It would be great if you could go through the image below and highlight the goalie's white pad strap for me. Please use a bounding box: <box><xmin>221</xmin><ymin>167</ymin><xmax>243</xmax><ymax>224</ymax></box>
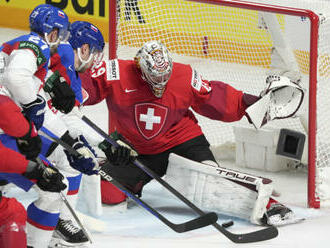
<box><xmin>165</xmin><ymin>154</ymin><xmax>273</xmax><ymax>223</ymax></box>
<box><xmin>251</xmin><ymin>181</ymin><xmax>274</xmax><ymax>224</ymax></box>
<box><xmin>246</xmin><ymin>75</ymin><xmax>304</xmax><ymax>129</ymax></box>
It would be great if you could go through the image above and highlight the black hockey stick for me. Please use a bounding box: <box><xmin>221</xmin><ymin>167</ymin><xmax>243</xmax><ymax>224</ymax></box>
<box><xmin>74</xmin><ymin>113</ymin><xmax>279</xmax><ymax>243</ymax></box>
<box><xmin>39</xmin><ymin>127</ymin><xmax>218</xmax><ymax>233</ymax></box>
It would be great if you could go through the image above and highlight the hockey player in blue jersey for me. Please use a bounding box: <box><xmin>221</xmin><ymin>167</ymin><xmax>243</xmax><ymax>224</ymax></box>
<box><xmin>38</xmin><ymin>21</ymin><xmax>105</xmax><ymax>247</ymax></box>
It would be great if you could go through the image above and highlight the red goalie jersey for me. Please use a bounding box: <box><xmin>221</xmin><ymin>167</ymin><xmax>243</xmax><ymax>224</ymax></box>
<box><xmin>81</xmin><ymin>59</ymin><xmax>256</xmax><ymax>154</ymax></box>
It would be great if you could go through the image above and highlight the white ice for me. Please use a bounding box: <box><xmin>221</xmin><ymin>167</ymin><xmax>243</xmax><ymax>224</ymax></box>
<box><xmin>1</xmin><ymin>27</ymin><xmax>330</xmax><ymax>248</ymax></box>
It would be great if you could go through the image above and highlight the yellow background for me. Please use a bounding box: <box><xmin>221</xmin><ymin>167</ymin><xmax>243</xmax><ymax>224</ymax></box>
<box><xmin>0</xmin><ymin>0</ymin><xmax>109</xmax><ymax>40</ymax></box>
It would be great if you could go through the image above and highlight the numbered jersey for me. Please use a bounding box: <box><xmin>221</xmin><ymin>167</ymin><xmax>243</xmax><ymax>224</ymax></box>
<box><xmin>0</xmin><ymin>32</ymin><xmax>50</xmax><ymax>104</ymax></box>
<box><xmin>82</xmin><ymin>59</ymin><xmax>248</xmax><ymax>154</ymax></box>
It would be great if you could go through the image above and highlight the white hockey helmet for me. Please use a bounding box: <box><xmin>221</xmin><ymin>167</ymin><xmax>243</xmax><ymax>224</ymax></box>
<box><xmin>135</xmin><ymin>41</ymin><xmax>173</xmax><ymax>98</ymax></box>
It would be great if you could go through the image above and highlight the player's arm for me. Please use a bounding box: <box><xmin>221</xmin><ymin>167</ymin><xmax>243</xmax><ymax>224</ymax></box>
<box><xmin>3</xmin><ymin>45</ymin><xmax>47</xmax><ymax>129</ymax></box>
<box><xmin>3</xmin><ymin>48</ymin><xmax>42</xmax><ymax>105</ymax></box>
<box><xmin>0</xmin><ymin>95</ymin><xmax>41</xmax><ymax>171</ymax></box>
<box><xmin>44</xmin><ymin>46</ymin><xmax>78</xmax><ymax>114</ymax></box>
<box><xmin>0</xmin><ymin>95</ymin><xmax>42</xmax><ymax>160</ymax></box>
<box><xmin>0</xmin><ymin>143</ymin><xmax>29</xmax><ymax>174</ymax></box>
<box><xmin>0</xmin><ymin>95</ymin><xmax>30</xmax><ymax>137</ymax></box>
<box><xmin>80</xmin><ymin>60</ymin><xmax>114</xmax><ymax>106</ymax></box>
<box><xmin>190</xmin><ymin>69</ymin><xmax>259</xmax><ymax>122</ymax></box>
<box><xmin>0</xmin><ymin>144</ymin><xmax>66</xmax><ymax>193</ymax></box>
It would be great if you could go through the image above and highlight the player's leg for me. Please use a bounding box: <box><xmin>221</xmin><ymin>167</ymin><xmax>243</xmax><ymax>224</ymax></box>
<box><xmin>26</xmin><ymin>184</ymin><xmax>65</xmax><ymax>248</ymax></box>
<box><xmin>164</xmin><ymin>135</ymin><xmax>298</xmax><ymax>226</ymax></box>
<box><xmin>45</xmin><ymin>144</ymin><xmax>89</xmax><ymax>247</ymax></box>
<box><xmin>0</xmin><ymin>134</ymin><xmax>65</xmax><ymax>247</ymax></box>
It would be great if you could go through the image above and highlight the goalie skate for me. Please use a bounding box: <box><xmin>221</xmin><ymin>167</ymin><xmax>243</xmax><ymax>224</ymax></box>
<box><xmin>262</xmin><ymin>203</ymin><xmax>305</xmax><ymax>226</ymax></box>
<box><xmin>49</xmin><ymin>218</ymin><xmax>89</xmax><ymax>247</ymax></box>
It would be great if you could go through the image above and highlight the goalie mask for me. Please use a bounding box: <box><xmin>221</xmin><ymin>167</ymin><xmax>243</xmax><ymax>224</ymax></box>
<box><xmin>135</xmin><ymin>41</ymin><xmax>173</xmax><ymax>98</ymax></box>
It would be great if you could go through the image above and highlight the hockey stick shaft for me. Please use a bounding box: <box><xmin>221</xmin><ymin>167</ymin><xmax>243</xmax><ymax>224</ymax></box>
<box><xmin>74</xmin><ymin>113</ymin><xmax>279</xmax><ymax>243</ymax></box>
<box><xmin>39</xmin><ymin>127</ymin><xmax>217</xmax><ymax>233</ymax></box>
<box><xmin>35</xmin><ymin>157</ymin><xmax>93</xmax><ymax>243</ymax></box>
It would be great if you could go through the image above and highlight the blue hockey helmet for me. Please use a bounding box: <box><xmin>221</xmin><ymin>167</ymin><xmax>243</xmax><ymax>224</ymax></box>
<box><xmin>69</xmin><ymin>21</ymin><xmax>105</xmax><ymax>52</ymax></box>
<box><xmin>29</xmin><ymin>4</ymin><xmax>70</xmax><ymax>45</ymax></box>
<box><xmin>69</xmin><ymin>21</ymin><xmax>105</xmax><ymax>71</ymax></box>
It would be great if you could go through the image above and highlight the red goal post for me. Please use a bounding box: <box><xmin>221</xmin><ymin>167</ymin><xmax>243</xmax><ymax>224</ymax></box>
<box><xmin>108</xmin><ymin>0</ymin><xmax>328</xmax><ymax>209</ymax></box>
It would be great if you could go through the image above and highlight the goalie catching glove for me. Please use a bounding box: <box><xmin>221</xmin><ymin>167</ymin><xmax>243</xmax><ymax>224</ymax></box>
<box><xmin>44</xmin><ymin>70</ymin><xmax>76</xmax><ymax>114</ymax></box>
<box><xmin>246</xmin><ymin>75</ymin><xmax>305</xmax><ymax>129</ymax></box>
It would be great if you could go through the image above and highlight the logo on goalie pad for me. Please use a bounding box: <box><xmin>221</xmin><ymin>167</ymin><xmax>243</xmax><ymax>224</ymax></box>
<box><xmin>216</xmin><ymin>168</ymin><xmax>272</xmax><ymax>184</ymax></box>
<box><xmin>99</xmin><ymin>170</ymin><xmax>113</xmax><ymax>182</ymax></box>
<box><xmin>135</xmin><ymin>103</ymin><xmax>168</xmax><ymax>140</ymax></box>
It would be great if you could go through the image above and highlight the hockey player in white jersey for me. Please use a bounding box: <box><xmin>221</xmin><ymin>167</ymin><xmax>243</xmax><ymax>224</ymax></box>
<box><xmin>0</xmin><ymin>4</ymin><xmax>72</xmax><ymax>248</ymax></box>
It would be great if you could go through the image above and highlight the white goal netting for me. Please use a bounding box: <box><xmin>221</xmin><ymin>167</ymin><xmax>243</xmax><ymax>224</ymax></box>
<box><xmin>111</xmin><ymin>0</ymin><xmax>330</xmax><ymax>208</ymax></box>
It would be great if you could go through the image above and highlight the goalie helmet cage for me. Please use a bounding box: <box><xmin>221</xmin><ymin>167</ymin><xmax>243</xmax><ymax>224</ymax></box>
<box><xmin>108</xmin><ymin>0</ymin><xmax>330</xmax><ymax>208</ymax></box>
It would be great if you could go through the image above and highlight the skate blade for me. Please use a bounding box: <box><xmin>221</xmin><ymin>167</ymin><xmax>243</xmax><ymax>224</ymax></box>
<box><xmin>48</xmin><ymin>237</ymin><xmax>90</xmax><ymax>248</ymax></box>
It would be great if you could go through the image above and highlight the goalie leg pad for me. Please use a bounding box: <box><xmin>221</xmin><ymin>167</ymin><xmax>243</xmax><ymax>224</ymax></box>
<box><xmin>165</xmin><ymin>154</ymin><xmax>273</xmax><ymax>223</ymax></box>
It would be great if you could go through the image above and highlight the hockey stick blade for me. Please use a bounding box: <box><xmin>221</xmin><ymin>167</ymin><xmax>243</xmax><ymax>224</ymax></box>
<box><xmin>39</xmin><ymin>127</ymin><xmax>218</xmax><ymax>233</ymax></box>
<box><xmin>99</xmin><ymin>167</ymin><xmax>218</xmax><ymax>233</ymax></box>
<box><xmin>215</xmin><ymin>224</ymin><xmax>278</xmax><ymax>243</ymax></box>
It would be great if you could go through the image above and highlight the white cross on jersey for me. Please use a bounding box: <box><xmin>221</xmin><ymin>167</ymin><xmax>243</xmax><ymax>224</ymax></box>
<box><xmin>139</xmin><ymin>108</ymin><xmax>161</xmax><ymax>130</ymax></box>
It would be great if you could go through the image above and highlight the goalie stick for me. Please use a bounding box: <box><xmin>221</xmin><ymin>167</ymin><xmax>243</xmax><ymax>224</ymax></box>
<box><xmin>39</xmin><ymin>127</ymin><xmax>218</xmax><ymax>233</ymax></box>
<box><xmin>73</xmin><ymin>112</ymin><xmax>279</xmax><ymax>243</ymax></box>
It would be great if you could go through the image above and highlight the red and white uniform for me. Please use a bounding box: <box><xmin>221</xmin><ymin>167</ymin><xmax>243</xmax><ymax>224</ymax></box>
<box><xmin>82</xmin><ymin>59</ymin><xmax>249</xmax><ymax>154</ymax></box>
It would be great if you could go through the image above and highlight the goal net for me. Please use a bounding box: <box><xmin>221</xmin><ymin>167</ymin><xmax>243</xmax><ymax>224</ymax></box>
<box><xmin>109</xmin><ymin>0</ymin><xmax>330</xmax><ymax>208</ymax></box>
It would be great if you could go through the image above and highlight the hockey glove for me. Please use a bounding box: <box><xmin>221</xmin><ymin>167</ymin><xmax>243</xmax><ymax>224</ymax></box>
<box><xmin>61</xmin><ymin>132</ymin><xmax>99</xmax><ymax>175</ymax></box>
<box><xmin>64</xmin><ymin>151</ymin><xmax>98</xmax><ymax>175</ymax></box>
<box><xmin>99</xmin><ymin>139</ymin><xmax>136</xmax><ymax>167</ymax></box>
<box><xmin>44</xmin><ymin>70</ymin><xmax>76</xmax><ymax>114</ymax></box>
<box><xmin>21</xmin><ymin>94</ymin><xmax>46</xmax><ymax>130</ymax></box>
<box><xmin>72</xmin><ymin>135</ymin><xmax>98</xmax><ymax>161</ymax></box>
<box><xmin>23</xmin><ymin>160</ymin><xmax>67</xmax><ymax>192</ymax></box>
<box><xmin>16</xmin><ymin>121</ymin><xmax>42</xmax><ymax>160</ymax></box>
<box><xmin>63</xmin><ymin>132</ymin><xmax>99</xmax><ymax>164</ymax></box>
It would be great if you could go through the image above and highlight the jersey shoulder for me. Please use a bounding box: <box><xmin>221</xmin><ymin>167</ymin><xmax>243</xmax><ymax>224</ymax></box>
<box><xmin>55</xmin><ymin>42</ymin><xmax>74</xmax><ymax>66</ymax></box>
<box><xmin>1</xmin><ymin>33</ymin><xmax>50</xmax><ymax>67</ymax></box>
